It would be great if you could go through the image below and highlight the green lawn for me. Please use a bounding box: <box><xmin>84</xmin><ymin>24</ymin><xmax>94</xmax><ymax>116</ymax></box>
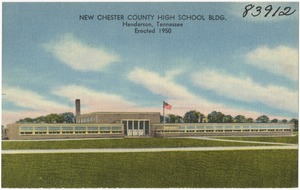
<box><xmin>2</xmin><ymin>150</ymin><xmax>297</xmax><ymax>188</ymax></box>
<box><xmin>2</xmin><ymin>138</ymin><xmax>278</xmax><ymax>150</ymax></box>
<box><xmin>216</xmin><ymin>135</ymin><xmax>298</xmax><ymax>144</ymax></box>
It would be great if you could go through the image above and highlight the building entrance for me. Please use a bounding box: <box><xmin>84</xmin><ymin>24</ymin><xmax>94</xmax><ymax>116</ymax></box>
<box><xmin>122</xmin><ymin>120</ymin><xmax>150</xmax><ymax>137</ymax></box>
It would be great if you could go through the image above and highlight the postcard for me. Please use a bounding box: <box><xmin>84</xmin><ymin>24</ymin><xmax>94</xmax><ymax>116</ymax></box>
<box><xmin>2</xmin><ymin>2</ymin><xmax>298</xmax><ymax>188</ymax></box>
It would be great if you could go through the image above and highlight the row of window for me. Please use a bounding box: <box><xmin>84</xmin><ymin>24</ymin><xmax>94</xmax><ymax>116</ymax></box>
<box><xmin>79</xmin><ymin>116</ymin><xmax>96</xmax><ymax>123</ymax></box>
<box><xmin>157</xmin><ymin>129</ymin><xmax>292</xmax><ymax>133</ymax></box>
<box><xmin>20</xmin><ymin>126</ymin><xmax>122</xmax><ymax>135</ymax></box>
<box><xmin>176</xmin><ymin>125</ymin><xmax>292</xmax><ymax>130</ymax></box>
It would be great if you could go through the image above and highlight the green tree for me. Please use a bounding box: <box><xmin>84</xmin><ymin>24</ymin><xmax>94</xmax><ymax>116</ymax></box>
<box><xmin>290</xmin><ymin>118</ymin><xmax>298</xmax><ymax>131</ymax></box>
<box><xmin>271</xmin><ymin>119</ymin><xmax>278</xmax><ymax>123</ymax></box>
<box><xmin>62</xmin><ymin>112</ymin><xmax>75</xmax><ymax>123</ymax></box>
<box><xmin>281</xmin><ymin>119</ymin><xmax>288</xmax><ymax>123</ymax></box>
<box><xmin>235</xmin><ymin>115</ymin><xmax>247</xmax><ymax>123</ymax></box>
<box><xmin>207</xmin><ymin>111</ymin><xmax>225</xmax><ymax>123</ymax></box>
<box><xmin>183</xmin><ymin>110</ymin><xmax>204</xmax><ymax>123</ymax></box>
<box><xmin>168</xmin><ymin>114</ymin><xmax>183</xmax><ymax>123</ymax></box>
<box><xmin>44</xmin><ymin>113</ymin><xmax>64</xmax><ymax>123</ymax></box>
<box><xmin>22</xmin><ymin>117</ymin><xmax>33</xmax><ymax>123</ymax></box>
<box><xmin>35</xmin><ymin>116</ymin><xmax>46</xmax><ymax>123</ymax></box>
<box><xmin>247</xmin><ymin>118</ymin><xmax>254</xmax><ymax>123</ymax></box>
<box><xmin>223</xmin><ymin>115</ymin><xmax>233</xmax><ymax>123</ymax></box>
<box><xmin>256</xmin><ymin>115</ymin><xmax>269</xmax><ymax>123</ymax></box>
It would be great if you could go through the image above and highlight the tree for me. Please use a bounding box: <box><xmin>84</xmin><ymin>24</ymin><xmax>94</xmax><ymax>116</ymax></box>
<box><xmin>247</xmin><ymin>118</ymin><xmax>254</xmax><ymax>123</ymax></box>
<box><xmin>21</xmin><ymin>117</ymin><xmax>33</xmax><ymax>123</ymax></box>
<box><xmin>160</xmin><ymin>115</ymin><xmax>170</xmax><ymax>123</ymax></box>
<box><xmin>290</xmin><ymin>118</ymin><xmax>298</xmax><ymax>131</ymax></box>
<box><xmin>62</xmin><ymin>112</ymin><xmax>75</xmax><ymax>123</ymax></box>
<box><xmin>207</xmin><ymin>111</ymin><xmax>225</xmax><ymax>123</ymax></box>
<box><xmin>168</xmin><ymin>114</ymin><xmax>183</xmax><ymax>123</ymax></box>
<box><xmin>44</xmin><ymin>113</ymin><xmax>64</xmax><ymax>123</ymax></box>
<box><xmin>235</xmin><ymin>115</ymin><xmax>247</xmax><ymax>123</ymax></box>
<box><xmin>35</xmin><ymin>116</ymin><xmax>46</xmax><ymax>123</ymax></box>
<box><xmin>183</xmin><ymin>110</ymin><xmax>203</xmax><ymax>123</ymax></box>
<box><xmin>281</xmin><ymin>119</ymin><xmax>288</xmax><ymax>123</ymax></box>
<box><xmin>271</xmin><ymin>119</ymin><xmax>278</xmax><ymax>123</ymax></box>
<box><xmin>256</xmin><ymin>115</ymin><xmax>269</xmax><ymax>123</ymax></box>
<box><xmin>223</xmin><ymin>115</ymin><xmax>233</xmax><ymax>123</ymax></box>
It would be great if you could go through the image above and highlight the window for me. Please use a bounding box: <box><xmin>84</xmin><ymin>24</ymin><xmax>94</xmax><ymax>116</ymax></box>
<box><xmin>49</xmin><ymin>126</ymin><xmax>60</xmax><ymax>131</ymax></box>
<box><xmin>145</xmin><ymin>121</ymin><xmax>149</xmax><ymax>135</ymax></box>
<box><xmin>187</xmin><ymin>126</ymin><xmax>195</xmax><ymax>130</ymax></box>
<box><xmin>179</xmin><ymin>126</ymin><xmax>185</xmax><ymax>132</ymax></box>
<box><xmin>88</xmin><ymin>131</ymin><xmax>98</xmax><ymax>134</ymax></box>
<box><xmin>62</xmin><ymin>131</ymin><xmax>73</xmax><ymax>134</ymax></box>
<box><xmin>75</xmin><ymin>131</ymin><xmax>85</xmax><ymax>134</ymax></box>
<box><xmin>139</xmin><ymin>121</ymin><xmax>144</xmax><ymax>129</ymax></box>
<box><xmin>112</xmin><ymin>126</ymin><xmax>121</xmax><ymax>131</ymax></box>
<box><xmin>20</xmin><ymin>126</ymin><xmax>33</xmax><ymax>131</ymax></box>
<box><xmin>87</xmin><ymin>126</ymin><xmax>98</xmax><ymax>131</ymax></box>
<box><xmin>128</xmin><ymin>121</ymin><xmax>133</xmax><ymax>130</ymax></box>
<box><xmin>35</xmin><ymin>126</ymin><xmax>47</xmax><ymax>131</ymax></box>
<box><xmin>123</xmin><ymin>121</ymin><xmax>127</xmax><ymax>135</ymax></box>
<box><xmin>75</xmin><ymin>126</ymin><xmax>86</xmax><ymax>131</ymax></box>
<box><xmin>49</xmin><ymin>131</ymin><xmax>60</xmax><ymax>134</ymax></box>
<box><xmin>100</xmin><ymin>126</ymin><xmax>110</xmax><ymax>131</ymax></box>
<box><xmin>134</xmin><ymin>121</ymin><xmax>138</xmax><ymax>130</ymax></box>
<box><xmin>206</xmin><ymin>126</ymin><xmax>214</xmax><ymax>130</ymax></box>
<box><xmin>62</xmin><ymin>127</ymin><xmax>73</xmax><ymax>131</ymax></box>
<box><xmin>21</xmin><ymin>132</ymin><xmax>33</xmax><ymax>135</ymax></box>
<box><xmin>196</xmin><ymin>126</ymin><xmax>205</xmax><ymax>129</ymax></box>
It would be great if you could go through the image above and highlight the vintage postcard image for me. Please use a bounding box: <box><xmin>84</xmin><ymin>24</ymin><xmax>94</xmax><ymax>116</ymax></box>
<box><xmin>2</xmin><ymin>2</ymin><xmax>299</xmax><ymax>188</ymax></box>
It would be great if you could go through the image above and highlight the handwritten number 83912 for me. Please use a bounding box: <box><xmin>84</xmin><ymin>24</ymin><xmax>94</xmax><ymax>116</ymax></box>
<box><xmin>243</xmin><ymin>4</ymin><xmax>296</xmax><ymax>18</ymax></box>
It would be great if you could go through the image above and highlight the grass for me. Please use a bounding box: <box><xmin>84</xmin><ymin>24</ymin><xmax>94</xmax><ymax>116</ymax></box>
<box><xmin>215</xmin><ymin>135</ymin><xmax>298</xmax><ymax>144</ymax></box>
<box><xmin>2</xmin><ymin>150</ymin><xmax>297</xmax><ymax>188</ymax></box>
<box><xmin>2</xmin><ymin>138</ymin><xmax>279</xmax><ymax>150</ymax></box>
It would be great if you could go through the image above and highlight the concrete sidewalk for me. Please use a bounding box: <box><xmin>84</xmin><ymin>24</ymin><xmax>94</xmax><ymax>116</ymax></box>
<box><xmin>2</xmin><ymin>145</ymin><xmax>298</xmax><ymax>154</ymax></box>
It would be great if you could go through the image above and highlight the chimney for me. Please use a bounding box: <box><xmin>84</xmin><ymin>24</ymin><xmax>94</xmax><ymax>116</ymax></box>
<box><xmin>75</xmin><ymin>99</ymin><xmax>80</xmax><ymax>116</ymax></box>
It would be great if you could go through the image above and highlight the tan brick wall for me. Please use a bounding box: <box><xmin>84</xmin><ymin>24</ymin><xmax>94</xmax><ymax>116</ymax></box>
<box><xmin>76</xmin><ymin>112</ymin><xmax>160</xmax><ymax>124</ymax></box>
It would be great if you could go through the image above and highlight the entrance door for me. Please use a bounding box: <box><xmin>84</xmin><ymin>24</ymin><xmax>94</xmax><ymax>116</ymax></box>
<box><xmin>123</xmin><ymin>120</ymin><xmax>149</xmax><ymax>137</ymax></box>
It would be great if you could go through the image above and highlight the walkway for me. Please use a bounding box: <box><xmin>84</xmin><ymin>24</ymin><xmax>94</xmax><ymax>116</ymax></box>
<box><xmin>2</xmin><ymin>145</ymin><xmax>298</xmax><ymax>154</ymax></box>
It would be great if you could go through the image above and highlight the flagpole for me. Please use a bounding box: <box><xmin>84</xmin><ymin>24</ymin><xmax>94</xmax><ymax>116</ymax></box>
<box><xmin>163</xmin><ymin>101</ymin><xmax>165</xmax><ymax>138</ymax></box>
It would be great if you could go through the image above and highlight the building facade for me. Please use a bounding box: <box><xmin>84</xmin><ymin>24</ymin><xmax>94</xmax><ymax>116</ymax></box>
<box><xmin>3</xmin><ymin>100</ymin><xmax>294</xmax><ymax>140</ymax></box>
<box><xmin>5</xmin><ymin>116</ymin><xmax>294</xmax><ymax>140</ymax></box>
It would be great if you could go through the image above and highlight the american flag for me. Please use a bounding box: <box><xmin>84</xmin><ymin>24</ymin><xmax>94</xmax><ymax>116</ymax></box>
<box><xmin>163</xmin><ymin>101</ymin><xmax>172</xmax><ymax>110</ymax></box>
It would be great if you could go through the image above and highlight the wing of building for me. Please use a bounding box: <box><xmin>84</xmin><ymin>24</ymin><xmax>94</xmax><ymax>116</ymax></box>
<box><xmin>3</xmin><ymin>99</ymin><xmax>294</xmax><ymax>140</ymax></box>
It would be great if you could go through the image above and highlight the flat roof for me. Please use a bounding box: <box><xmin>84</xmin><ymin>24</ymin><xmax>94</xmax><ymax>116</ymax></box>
<box><xmin>78</xmin><ymin>112</ymin><xmax>160</xmax><ymax>116</ymax></box>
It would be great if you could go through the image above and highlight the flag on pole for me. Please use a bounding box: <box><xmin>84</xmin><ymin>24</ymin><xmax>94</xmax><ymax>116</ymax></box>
<box><xmin>163</xmin><ymin>101</ymin><xmax>172</xmax><ymax>110</ymax></box>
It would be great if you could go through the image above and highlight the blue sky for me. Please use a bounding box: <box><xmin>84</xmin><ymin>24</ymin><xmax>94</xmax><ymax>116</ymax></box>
<box><xmin>2</xmin><ymin>2</ymin><xmax>299</xmax><ymax>125</ymax></box>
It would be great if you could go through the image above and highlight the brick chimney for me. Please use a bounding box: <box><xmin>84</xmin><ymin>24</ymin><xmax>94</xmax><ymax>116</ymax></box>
<box><xmin>75</xmin><ymin>99</ymin><xmax>80</xmax><ymax>117</ymax></box>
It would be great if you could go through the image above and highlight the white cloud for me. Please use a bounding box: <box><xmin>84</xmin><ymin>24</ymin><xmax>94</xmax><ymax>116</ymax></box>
<box><xmin>245</xmin><ymin>46</ymin><xmax>298</xmax><ymax>80</ymax></box>
<box><xmin>3</xmin><ymin>86</ymin><xmax>70</xmax><ymax>112</ymax></box>
<box><xmin>52</xmin><ymin>85</ymin><xmax>137</xmax><ymax>113</ymax></box>
<box><xmin>2</xmin><ymin>86</ymin><xmax>73</xmax><ymax>125</ymax></box>
<box><xmin>192</xmin><ymin>69</ymin><xmax>298</xmax><ymax>113</ymax></box>
<box><xmin>43</xmin><ymin>33</ymin><xmax>119</xmax><ymax>71</ymax></box>
<box><xmin>128</xmin><ymin>67</ymin><xmax>266</xmax><ymax>118</ymax></box>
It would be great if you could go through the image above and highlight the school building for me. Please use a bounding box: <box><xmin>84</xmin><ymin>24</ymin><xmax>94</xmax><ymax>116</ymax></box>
<box><xmin>4</xmin><ymin>99</ymin><xmax>294</xmax><ymax>140</ymax></box>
